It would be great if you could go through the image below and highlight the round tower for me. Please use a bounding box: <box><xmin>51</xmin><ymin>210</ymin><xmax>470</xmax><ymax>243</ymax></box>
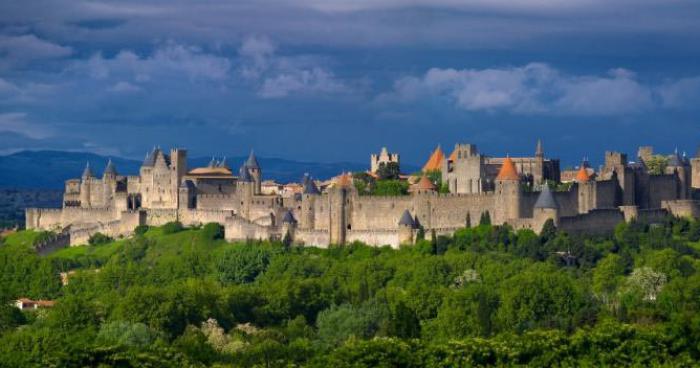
<box><xmin>494</xmin><ymin>156</ymin><xmax>521</xmax><ymax>224</ymax></box>
<box><xmin>102</xmin><ymin>159</ymin><xmax>117</xmax><ymax>206</ymax></box>
<box><xmin>300</xmin><ymin>174</ymin><xmax>320</xmax><ymax>230</ymax></box>
<box><xmin>397</xmin><ymin>209</ymin><xmax>416</xmax><ymax>245</ymax></box>
<box><xmin>533</xmin><ymin>185</ymin><xmax>559</xmax><ymax>233</ymax></box>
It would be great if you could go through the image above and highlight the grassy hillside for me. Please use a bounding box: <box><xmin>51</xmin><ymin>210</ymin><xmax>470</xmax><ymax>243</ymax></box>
<box><xmin>1</xmin><ymin>219</ymin><xmax>700</xmax><ymax>367</ymax></box>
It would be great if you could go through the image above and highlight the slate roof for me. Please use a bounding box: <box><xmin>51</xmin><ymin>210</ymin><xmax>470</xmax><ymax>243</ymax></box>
<box><xmin>398</xmin><ymin>210</ymin><xmax>416</xmax><ymax>228</ymax></box>
<box><xmin>82</xmin><ymin>162</ymin><xmax>93</xmax><ymax>178</ymax></box>
<box><xmin>245</xmin><ymin>150</ymin><xmax>260</xmax><ymax>169</ymax></box>
<box><xmin>534</xmin><ymin>185</ymin><xmax>559</xmax><ymax>209</ymax></box>
<box><xmin>239</xmin><ymin>165</ymin><xmax>252</xmax><ymax>182</ymax></box>
<box><xmin>103</xmin><ymin>159</ymin><xmax>117</xmax><ymax>176</ymax></box>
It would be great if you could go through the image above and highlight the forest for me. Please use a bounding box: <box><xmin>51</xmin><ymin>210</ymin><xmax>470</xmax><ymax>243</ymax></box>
<box><xmin>1</xmin><ymin>217</ymin><xmax>700</xmax><ymax>367</ymax></box>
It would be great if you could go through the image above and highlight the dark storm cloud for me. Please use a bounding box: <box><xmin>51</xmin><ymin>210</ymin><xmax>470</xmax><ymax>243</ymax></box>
<box><xmin>0</xmin><ymin>0</ymin><xmax>699</xmax><ymax>164</ymax></box>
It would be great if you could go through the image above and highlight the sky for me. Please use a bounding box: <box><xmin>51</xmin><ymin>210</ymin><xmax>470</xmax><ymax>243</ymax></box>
<box><xmin>1</xmin><ymin>0</ymin><xmax>699</xmax><ymax>168</ymax></box>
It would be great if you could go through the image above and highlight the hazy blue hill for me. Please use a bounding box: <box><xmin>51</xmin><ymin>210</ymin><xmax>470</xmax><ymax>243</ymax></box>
<box><xmin>0</xmin><ymin>150</ymin><xmax>418</xmax><ymax>189</ymax></box>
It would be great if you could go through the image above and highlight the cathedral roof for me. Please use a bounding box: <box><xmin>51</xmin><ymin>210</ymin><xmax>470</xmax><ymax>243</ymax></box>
<box><xmin>103</xmin><ymin>159</ymin><xmax>117</xmax><ymax>176</ymax></box>
<box><xmin>398</xmin><ymin>210</ymin><xmax>416</xmax><ymax>228</ymax></box>
<box><xmin>282</xmin><ymin>210</ymin><xmax>297</xmax><ymax>224</ymax></box>
<box><xmin>422</xmin><ymin>145</ymin><xmax>445</xmax><ymax>172</ymax></box>
<box><xmin>414</xmin><ymin>175</ymin><xmax>436</xmax><ymax>191</ymax></box>
<box><xmin>245</xmin><ymin>150</ymin><xmax>260</xmax><ymax>169</ymax></box>
<box><xmin>575</xmin><ymin>165</ymin><xmax>590</xmax><ymax>183</ymax></box>
<box><xmin>496</xmin><ymin>156</ymin><xmax>519</xmax><ymax>181</ymax></box>
<box><xmin>82</xmin><ymin>162</ymin><xmax>93</xmax><ymax>178</ymax></box>
<box><xmin>534</xmin><ymin>185</ymin><xmax>558</xmax><ymax>209</ymax></box>
<box><xmin>188</xmin><ymin>166</ymin><xmax>233</xmax><ymax>176</ymax></box>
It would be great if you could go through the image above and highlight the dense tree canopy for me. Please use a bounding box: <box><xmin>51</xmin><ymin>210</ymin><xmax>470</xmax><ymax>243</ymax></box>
<box><xmin>1</xmin><ymin>218</ymin><xmax>700</xmax><ymax>366</ymax></box>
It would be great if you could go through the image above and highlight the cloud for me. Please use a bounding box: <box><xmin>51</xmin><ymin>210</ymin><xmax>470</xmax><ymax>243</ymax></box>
<box><xmin>383</xmin><ymin>63</ymin><xmax>662</xmax><ymax>116</ymax></box>
<box><xmin>657</xmin><ymin>77</ymin><xmax>700</xmax><ymax>110</ymax></box>
<box><xmin>238</xmin><ymin>36</ymin><xmax>348</xmax><ymax>98</ymax></box>
<box><xmin>0</xmin><ymin>34</ymin><xmax>72</xmax><ymax>69</ymax></box>
<box><xmin>0</xmin><ymin>112</ymin><xmax>52</xmax><ymax>139</ymax></box>
<box><xmin>109</xmin><ymin>81</ymin><xmax>141</xmax><ymax>93</ymax></box>
<box><xmin>75</xmin><ymin>42</ymin><xmax>231</xmax><ymax>83</ymax></box>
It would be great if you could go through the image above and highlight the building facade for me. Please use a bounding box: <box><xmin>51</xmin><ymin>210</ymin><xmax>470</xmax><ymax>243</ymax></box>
<box><xmin>26</xmin><ymin>144</ymin><xmax>700</xmax><ymax>248</ymax></box>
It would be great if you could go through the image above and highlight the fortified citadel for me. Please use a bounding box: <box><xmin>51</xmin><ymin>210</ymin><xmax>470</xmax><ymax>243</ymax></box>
<box><xmin>25</xmin><ymin>142</ymin><xmax>700</xmax><ymax>247</ymax></box>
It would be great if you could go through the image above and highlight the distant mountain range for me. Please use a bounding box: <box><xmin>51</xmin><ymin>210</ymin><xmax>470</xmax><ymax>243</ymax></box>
<box><xmin>0</xmin><ymin>150</ymin><xmax>419</xmax><ymax>189</ymax></box>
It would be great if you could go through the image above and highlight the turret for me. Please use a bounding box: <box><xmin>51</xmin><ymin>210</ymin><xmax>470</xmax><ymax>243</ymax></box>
<box><xmin>666</xmin><ymin>149</ymin><xmax>690</xmax><ymax>199</ymax></box>
<box><xmin>80</xmin><ymin>162</ymin><xmax>92</xmax><ymax>208</ymax></box>
<box><xmin>576</xmin><ymin>162</ymin><xmax>595</xmax><ymax>214</ymax></box>
<box><xmin>398</xmin><ymin>210</ymin><xmax>416</xmax><ymax>245</ymax></box>
<box><xmin>329</xmin><ymin>173</ymin><xmax>354</xmax><ymax>245</ymax></box>
<box><xmin>533</xmin><ymin>185</ymin><xmax>559</xmax><ymax>232</ymax></box>
<box><xmin>238</xmin><ymin>164</ymin><xmax>254</xmax><ymax>218</ymax></box>
<box><xmin>494</xmin><ymin>156</ymin><xmax>521</xmax><ymax>224</ymax></box>
<box><xmin>281</xmin><ymin>210</ymin><xmax>298</xmax><ymax>241</ymax></box>
<box><xmin>102</xmin><ymin>159</ymin><xmax>117</xmax><ymax>206</ymax></box>
<box><xmin>300</xmin><ymin>174</ymin><xmax>320</xmax><ymax>229</ymax></box>
<box><xmin>245</xmin><ymin>150</ymin><xmax>262</xmax><ymax>195</ymax></box>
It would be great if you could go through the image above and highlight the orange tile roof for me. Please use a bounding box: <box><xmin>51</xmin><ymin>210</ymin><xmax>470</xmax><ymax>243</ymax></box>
<box><xmin>422</xmin><ymin>146</ymin><xmax>445</xmax><ymax>172</ymax></box>
<box><xmin>575</xmin><ymin>166</ymin><xmax>591</xmax><ymax>182</ymax></box>
<box><xmin>496</xmin><ymin>156</ymin><xmax>519</xmax><ymax>181</ymax></box>
<box><xmin>448</xmin><ymin>149</ymin><xmax>457</xmax><ymax>162</ymax></box>
<box><xmin>336</xmin><ymin>172</ymin><xmax>353</xmax><ymax>188</ymax></box>
<box><xmin>415</xmin><ymin>175</ymin><xmax>437</xmax><ymax>191</ymax></box>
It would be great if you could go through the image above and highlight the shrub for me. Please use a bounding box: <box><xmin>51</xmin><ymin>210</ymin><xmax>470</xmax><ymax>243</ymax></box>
<box><xmin>88</xmin><ymin>232</ymin><xmax>113</xmax><ymax>246</ymax></box>
<box><xmin>200</xmin><ymin>223</ymin><xmax>224</xmax><ymax>240</ymax></box>
<box><xmin>162</xmin><ymin>221</ymin><xmax>184</xmax><ymax>234</ymax></box>
<box><xmin>134</xmin><ymin>225</ymin><xmax>149</xmax><ymax>236</ymax></box>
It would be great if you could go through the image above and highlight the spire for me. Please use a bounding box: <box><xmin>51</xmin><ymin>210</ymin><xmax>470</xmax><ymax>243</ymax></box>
<box><xmin>496</xmin><ymin>157</ymin><xmax>519</xmax><ymax>181</ymax></box>
<box><xmin>219</xmin><ymin>156</ymin><xmax>227</xmax><ymax>168</ymax></box>
<box><xmin>103</xmin><ymin>159</ymin><xmax>117</xmax><ymax>177</ymax></box>
<box><xmin>246</xmin><ymin>149</ymin><xmax>260</xmax><ymax>169</ymax></box>
<box><xmin>82</xmin><ymin>162</ymin><xmax>93</xmax><ymax>178</ymax></box>
<box><xmin>238</xmin><ymin>165</ymin><xmax>252</xmax><ymax>182</ymax></box>
<box><xmin>208</xmin><ymin>157</ymin><xmax>217</xmax><ymax>168</ymax></box>
<box><xmin>422</xmin><ymin>145</ymin><xmax>445</xmax><ymax>172</ymax></box>
<box><xmin>534</xmin><ymin>185</ymin><xmax>558</xmax><ymax>209</ymax></box>
<box><xmin>535</xmin><ymin>139</ymin><xmax>543</xmax><ymax>158</ymax></box>
<box><xmin>398</xmin><ymin>210</ymin><xmax>416</xmax><ymax>228</ymax></box>
<box><xmin>303</xmin><ymin>174</ymin><xmax>320</xmax><ymax>195</ymax></box>
<box><xmin>142</xmin><ymin>147</ymin><xmax>157</xmax><ymax>167</ymax></box>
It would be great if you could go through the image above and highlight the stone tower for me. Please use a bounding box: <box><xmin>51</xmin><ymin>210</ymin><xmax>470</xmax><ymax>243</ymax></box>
<box><xmin>370</xmin><ymin>147</ymin><xmax>400</xmax><ymax>174</ymax></box>
<box><xmin>666</xmin><ymin>150</ymin><xmax>690</xmax><ymax>199</ymax></box>
<box><xmin>300</xmin><ymin>174</ymin><xmax>320</xmax><ymax>230</ymax></box>
<box><xmin>442</xmin><ymin>143</ymin><xmax>485</xmax><ymax>194</ymax></box>
<box><xmin>170</xmin><ymin>148</ymin><xmax>188</xmax><ymax>208</ymax></box>
<box><xmin>533</xmin><ymin>185</ymin><xmax>559</xmax><ymax>233</ymax></box>
<box><xmin>398</xmin><ymin>209</ymin><xmax>416</xmax><ymax>245</ymax></box>
<box><xmin>328</xmin><ymin>173</ymin><xmax>353</xmax><ymax>245</ymax></box>
<box><xmin>245</xmin><ymin>150</ymin><xmax>262</xmax><ymax>195</ymax></box>
<box><xmin>575</xmin><ymin>164</ymin><xmax>595</xmax><ymax>214</ymax></box>
<box><xmin>494</xmin><ymin>157</ymin><xmax>521</xmax><ymax>224</ymax></box>
<box><xmin>533</xmin><ymin>139</ymin><xmax>545</xmax><ymax>185</ymax></box>
<box><xmin>102</xmin><ymin>159</ymin><xmax>117</xmax><ymax>206</ymax></box>
<box><xmin>238</xmin><ymin>164</ymin><xmax>255</xmax><ymax>219</ymax></box>
<box><xmin>80</xmin><ymin>162</ymin><xmax>92</xmax><ymax>208</ymax></box>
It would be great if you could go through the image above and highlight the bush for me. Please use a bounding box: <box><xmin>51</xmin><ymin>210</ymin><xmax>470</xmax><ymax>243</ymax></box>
<box><xmin>200</xmin><ymin>223</ymin><xmax>224</xmax><ymax>240</ymax></box>
<box><xmin>88</xmin><ymin>232</ymin><xmax>113</xmax><ymax>246</ymax></box>
<box><xmin>134</xmin><ymin>225</ymin><xmax>149</xmax><ymax>236</ymax></box>
<box><xmin>162</xmin><ymin>221</ymin><xmax>184</xmax><ymax>234</ymax></box>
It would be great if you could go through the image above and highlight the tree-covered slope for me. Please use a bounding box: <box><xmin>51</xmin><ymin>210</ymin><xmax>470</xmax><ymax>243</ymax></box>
<box><xmin>1</xmin><ymin>219</ymin><xmax>700</xmax><ymax>367</ymax></box>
